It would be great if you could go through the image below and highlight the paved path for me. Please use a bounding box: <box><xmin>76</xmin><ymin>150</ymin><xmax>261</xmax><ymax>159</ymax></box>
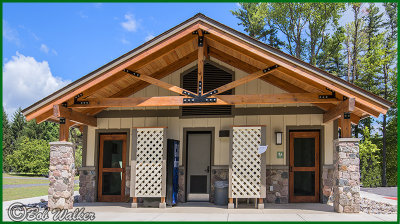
<box><xmin>361</xmin><ymin>187</ymin><xmax>397</xmax><ymax>198</ymax></box>
<box><xmin>2</xmin><ymin>199</ymin><xmax>397</xmax><ymax>222</ymax></box>
<box><xmin>3</xmin><ymin>183</ymin><xmax>49</xmax><ymax>189</ymax></box>
<box><xmin>3</xmin><ymin>180</ymin><xmax>79</xmax><ymax>189</ymax></box>
<box><xmin>3</xmin><ymin>176</ymin><xmax>48</xmax><ymax>180</ymax></box>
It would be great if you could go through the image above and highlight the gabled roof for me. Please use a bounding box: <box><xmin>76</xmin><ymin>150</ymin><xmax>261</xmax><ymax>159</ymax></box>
<box><xmin>22</xmin><ymin>13</ymin><xmax>392</xmax><ymax>122</ymax></box>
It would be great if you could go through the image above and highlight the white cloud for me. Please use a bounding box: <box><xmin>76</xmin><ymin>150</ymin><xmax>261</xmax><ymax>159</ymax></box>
<box><xmin>121</xmin><ymin>13</ymin><xmax>138</xmax><ymax>32</ymax></box>
<box><xmin>40</xmin><ymin>44</ymin><xmax>49</xmax><ymax>53</ymax></box>
<box><xmin>121</xmin><ymin>37</ymin><xmax>130</xmax><ymax>45</ymax></box>
<box><xmin>3</xmin><ymin>52</ymin><xmax>70</xmax><ymax>115</ymax></box>
<box><xmin>52</xmin><ymin>49</ymin><xmax>58</xmax><ymax>56</ymax></box>
<box><xmin>3</xmin><ymin>20</ymin><xmax>21</xmax><ymax>46</ymax></box>
<box><xmin>145</xmin><ymin>34</ymin><xmax>155</xmax><ymax>41</ymax></box>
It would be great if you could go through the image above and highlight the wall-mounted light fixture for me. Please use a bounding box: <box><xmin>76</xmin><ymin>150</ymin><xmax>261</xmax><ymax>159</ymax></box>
<box><xmin>275</xmin><ymin>132</ymin><xmax>283</xmax><ymax>145</ymax></box>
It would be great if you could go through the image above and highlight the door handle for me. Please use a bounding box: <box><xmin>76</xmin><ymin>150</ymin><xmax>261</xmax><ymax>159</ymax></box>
<box><xmin>204</xmin><ymin>166</ymin><xmax>210</xmax><ymax>173</ymax></box>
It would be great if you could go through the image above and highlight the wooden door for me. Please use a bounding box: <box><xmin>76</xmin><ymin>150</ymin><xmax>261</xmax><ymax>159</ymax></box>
<box><xmin>98</xmin><ymin>134</ymin><xmax>127</xmax><ymax>202</ymax></box>
<box><xmin>289</xmin><ymin>131</ymin><xmax>319</xmax><ymax>203</ymax></box>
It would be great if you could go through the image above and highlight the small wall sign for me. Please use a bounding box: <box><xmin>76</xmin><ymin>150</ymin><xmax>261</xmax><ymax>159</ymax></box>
<box><xmin>277</xmin><ymin>151</ymin><xmax>284</xmax><ymax>158</ymax></box>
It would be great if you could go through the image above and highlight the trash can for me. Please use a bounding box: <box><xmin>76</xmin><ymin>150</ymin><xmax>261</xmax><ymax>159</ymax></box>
<box><xmin>214</xmin><ymin>181</ymin><xmax>229</xmax><ymax>205</ymax></box>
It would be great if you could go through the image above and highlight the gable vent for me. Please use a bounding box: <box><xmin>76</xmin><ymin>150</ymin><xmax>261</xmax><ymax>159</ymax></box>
<box><xmin>182</xmin><ymin>62</ymin><xmax>233</xmax><ymax>117</ymax></box>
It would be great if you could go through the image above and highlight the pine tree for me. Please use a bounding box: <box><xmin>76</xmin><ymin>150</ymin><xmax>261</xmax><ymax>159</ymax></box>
<box><xmin>380</xmin><ymin>2</ymin><xmax>397</xmax><ymax>186</ymax></box>
<box><xmin>2</xmin><ymin>107</ymin><xmax>13</xmax><ymax>171</ymax></box>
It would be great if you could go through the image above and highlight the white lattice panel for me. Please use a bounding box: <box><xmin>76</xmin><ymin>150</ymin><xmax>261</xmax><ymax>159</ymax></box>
<box><xmin>231</xmin><ymin>127</ymin><xmax>262</xmax><ymax>198</ymax></box>
<box><xmin>135</xmin><ymin>128</ymin><xmax>164</xmax><ymax>197</ymax></box>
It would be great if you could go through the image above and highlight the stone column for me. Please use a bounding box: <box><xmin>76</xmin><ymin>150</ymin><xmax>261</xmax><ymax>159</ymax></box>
<box><xmin>48</xmin><ymin>142</ymin><xmax>75</xmax><ymax>210</ymax></box>
<box><xmin>333</xmin><ymin>138</ymin><xmax>361</xmax><ymax>213</ymax></box>
<box><xmin>78</xmin><ymin>167</ymin><xmax>96</xmax><ymax>202</ymax></box>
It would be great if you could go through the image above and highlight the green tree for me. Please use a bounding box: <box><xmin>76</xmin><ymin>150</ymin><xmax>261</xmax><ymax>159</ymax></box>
<box><xmin>231</xmin><ymin>3</ymin><xmax>283</xmax><ymax>49</ymax></box>
<box><xmin>2</xmin><ymin>107</ymin><xmax>13</xmax><ymax>171</ymax></box>
<box><xmin>10</xmin><ymin>108</ymin><xmax>26</xmax><ymax>143</ymax></box>
<box><xmin>380</xmin><ymin>2</ymin><xmax>397</xmax><ymax>186</ymax></box>
<box><xmin>316</xmin><ymin>27</ymin><xmax>346</xmax><ymax>77</ymax></box>
<box><xmin>306</xmin><ymin>3</ymin><xmax>345</xmax><ymax>65</ymax></box>
<box><xmin>359</xmin><ymin>127</ymin><xmax>381</xmax><ymax>187</ymax></box>
<box><xmin>6</xmin><ymin>136</ymin><xmax>50</xmax><ymax>175</ymax></box>
<box><xmin>232</xmin><ymin>3</ymin><xmax>345</xmax><ymax>64</ymax></box>
<box><xmin>23</xmin><ymin>120</ymin><xmax>59</xmax><ymax>142</ymax></box>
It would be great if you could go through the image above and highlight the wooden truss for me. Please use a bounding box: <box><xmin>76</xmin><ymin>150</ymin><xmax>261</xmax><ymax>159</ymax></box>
<box><xmin>32</xmin><ymin>28</ymin><xmax>375</xmax><ymax>140</ymax></box>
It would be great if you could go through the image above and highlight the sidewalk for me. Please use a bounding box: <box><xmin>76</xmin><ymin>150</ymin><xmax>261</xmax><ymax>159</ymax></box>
<box><xmin>2</xmin><ymin>192</ymin><xmax>397</xmax><ymax>222</ymax></box>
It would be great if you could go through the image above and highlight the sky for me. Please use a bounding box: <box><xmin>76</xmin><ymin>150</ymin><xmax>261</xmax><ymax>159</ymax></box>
<box><xmin>2</xmin><ymin>3</ymin><xmax>386</xmax><ymax>120</ymax></box>
<box><xmin>3</xmin><ymin>3</ymin><xmax>248</xmax><ymax>116</ymax></box>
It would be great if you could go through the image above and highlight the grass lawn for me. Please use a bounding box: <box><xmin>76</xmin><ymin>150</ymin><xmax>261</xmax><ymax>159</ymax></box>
<box><xmin>3</xmin><ymin>185</ymin><xmax>80</xmax><ymax>201</ymax></box>
<box><xmin>3</xmin><ymin>174</ymin><xmax>80</xmax><ymax>201</ymax></box>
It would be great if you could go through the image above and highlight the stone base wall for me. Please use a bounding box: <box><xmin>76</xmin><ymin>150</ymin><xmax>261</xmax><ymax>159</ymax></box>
<box><xmin>125</xmin><ymin>167</ymin><xmax>130</xmax><ymax>200</ymax></box>
<box><xmin>265</xmin><ymin>167</ymin><xmax>289</xmax><ymax>203</ymax></box>
<box><xmin>333</xmin><ymin>138</ymin><xmax>361</xmax><ymax>213</ymax></box>
<box><xmin>78</xmin><ymin>167</ymin><xmax>96</xmax><ymax>202</ymax></box>
<box><xmin>78</xmin><ymin>166</ymin><xmax>130</xmax><ymax>202</ymax></box>
<box><xmin>322</xmin><ymin>165</ymin><xmax>334</xmax><ymax>204</ymax></box>
<box><xmin>178</xmin><ymin>166</ymin><xmax>186</xmax><ymax>203</ymax></box>
<box><xmin>48</xmin><ymin>142</ymin><xmax>75</xmax><ymax>209</ymax></box>
<box><xmin>210</xmin><ymin>167</ymin><xmax>229</xmax><ymax>203</ymax></box>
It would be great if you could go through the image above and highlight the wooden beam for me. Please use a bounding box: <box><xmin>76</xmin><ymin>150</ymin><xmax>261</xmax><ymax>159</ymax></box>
<box><xmin>198</xmin><ymin>29</ymin><xmax>204</xmax><ymax>95</ymax></box>
<box><xmin>203</xmin><ymin>65</ymin><xmax>279</xmax><ymax>96</ymax></box>
<box><xmin>83</xmin><ymin>50</ymin><xmax>199</xmax><ymax>116</ymax></box>
<box><xmin>53</xmin><ymin>105</ymin><xmax>97</xmax><ymax>127</ymax></box>
<box><xmin>201</xmin><ymin>23</ymin><xmax>388</xmax><ymax>114</ymax></box>
<box><xmin>355</xmin><ymin>101</ymin><xmax>380</xmax><ymax>118</ymax></box>
<box><xmin>25</xmin><ymin>24</ymin><xmax>200</xmax><ymax>121</ymax></box>
<box><xmin>123</xmin><ymin>69</ymin><xmax>196</xmax><ymax>96</ymax></box>
<box><xmin>209</xmin><ymin>46</ymin><xmax>335</xmax><ymax>112</ymax></box>
<box><xmin>69</xmin><ymin>93</ymin><xmax>339</xmax><ymax>108</ymax></box>
<box><xmin>35</xmin><ymin>109</ymin><xmax>54</xmax><ymax>124</ymax></box>
<box><xmin>338</xmin><ymin>113</ymin><xmax>362</xmax><ymax>127</ymax></box>
<box><xmin>323</xmin><ymin>98</ymin><xmax>355</xmax><ymax>123</ymax></box>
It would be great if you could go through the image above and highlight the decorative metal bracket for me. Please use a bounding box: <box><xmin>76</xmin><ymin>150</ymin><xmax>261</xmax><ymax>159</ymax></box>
<box><xmin>74</xmin><ymin>93</ymin><xmax>89</xmax><ymax>105</ymax></box>
<box><xmin>183</xmin><ymin>96</ymin><xmax>217</xmax><ymax>103</ymax></box>
<box><xmin>263</xmin><ymin>64</ymin><xmax>280</xmax><ymax>73</ymax></box>
<box><xmin>61</xmin><ymin>102</ymin><xmax>68</xmax><ymax>107</ymax></box>
<box><xmin>343</xmin><ymin>112</ymin><xmax>351</xmax><ymax>119</ymax></box>
<box><xmin>343</xmin><ymin>96</ymin><xmax>348</xmax><ymax>101</ymax></box>
<box><xmin>319</xmin><ymin>88</ymin><xmax>336</xmax><ymax>99</ymax></box>
<box><xmin>198</xmin><ymin>36</ymin><xmax>204</xmax><ymax>47</ymax></box>
<box><xmin>59</xmin><ymin>117</ymin><xmax>66</xmax><ymax>124</ymax></box>
<box><xmin>123</xmin><ymin>69</ymin><xmax>140</xmax><ymax>77</ymax></box>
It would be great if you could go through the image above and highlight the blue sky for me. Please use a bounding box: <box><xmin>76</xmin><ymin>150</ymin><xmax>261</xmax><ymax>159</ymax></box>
<box><xmin>3</xmin><ymin>3</ymin><xmax>248</xmax><ymax>115</ymax></box>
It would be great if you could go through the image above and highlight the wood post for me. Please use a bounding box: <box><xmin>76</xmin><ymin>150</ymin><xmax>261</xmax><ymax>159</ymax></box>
<box><xmin>133</xmin><ymin>197</ymin><xmax>137</xmax><ymax>203</ymax></box>
<box><xmin>229</xmin><ymin>198</ymin><xmax>233</xmax><ymax>204</ymax></box>
<box><xmin>258</xmin><ymin>198</ymin><xmax>263</xmax><ymax>204</ymax></box>
<box><xmin>59</xmin><ymin>118</ymin><xmax>71</xmax><ymax>141</ymax></box>
<box><xmin>197</xmin><ymin>29</ymin><xmax>204</xmax><ymax>95</ymax></box>
<box><xmin>340</xmin><ymin>115</ymin><xmax>352</xmax><ymax>138</ymax></box>
<box><xmin>161</xmin><ymin>197</ymin><xmax>165</xmax><ymax>203</ymax></box>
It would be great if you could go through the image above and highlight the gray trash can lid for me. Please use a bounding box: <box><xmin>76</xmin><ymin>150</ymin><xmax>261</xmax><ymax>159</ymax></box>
<box><xmin>215</xmin><ymin>181</ymin><xmax>229</xmax><ymax>188</ymax></box>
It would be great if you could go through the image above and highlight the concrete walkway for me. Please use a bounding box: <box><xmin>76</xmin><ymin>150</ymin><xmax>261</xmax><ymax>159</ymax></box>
<box><xmin>2</xmin><ymin>190</ymin><xmax>397</xmax><ymax>222</ymax></box>
<box><xmin>361</xmin><ymin>187</ymin><xmax>397</xmax><ymax>198</ymax></box>
<box><xmin>360</xmin><ymin>191</ymin><xmax>397</xmax><ymax>206</ymax></box>
<box><xmin>3</xmin><ymin>200</ymin><xmax>396</xmax><ymax>222</ymax></box>
<box><xmin>68</xmin><ymin>202</ymin><xmax>398</xmax><ymax>221</ymax></box>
